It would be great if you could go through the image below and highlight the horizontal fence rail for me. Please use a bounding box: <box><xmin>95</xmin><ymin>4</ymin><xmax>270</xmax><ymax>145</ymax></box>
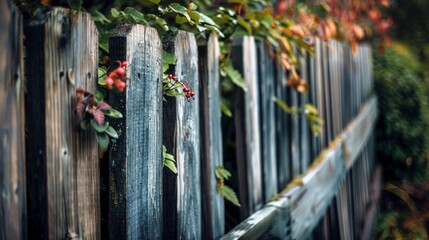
<box><xmin>1</xmin><ymin>6</ymin><xmax>380</xmax><ymax>240</ymax></box>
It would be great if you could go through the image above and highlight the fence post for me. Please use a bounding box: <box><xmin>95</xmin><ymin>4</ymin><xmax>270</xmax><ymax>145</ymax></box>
<box><xmin>0</xmin><ymin>2</ymin><xmax>26</xmax><ymax>240</ymax></box>
<box><xmin>198</xmin><ymin>34</ymin><xmax>224</xmax><ymax>239</ymax></box>
<box><xmin>232</xmin><ymin>36</ymin><xmax>263</xmax><ymax>217</ymax></box>
<box><xmin>24</xmin><ymin>8</ymin><xmax>100</xmax><ymax>239</ymax></box>
<box><xmin>108</xmin><ymin>24</ymin><xmax>163</xmax><ymax>239</ymax></box>
<box><xmin>163</xmin><ymin>30</ymin><xmax>201</xmax><ymax>239</ymax></box>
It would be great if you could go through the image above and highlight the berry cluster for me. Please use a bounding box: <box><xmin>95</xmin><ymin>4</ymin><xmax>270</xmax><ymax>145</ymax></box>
<box><xmin>105</xmin><ymin>61</ymin><xmax>128</xmax><ymax>92</ymax></box>
<box><xmin>166</xmin><ymin>74</ymin><xmax>195</xmax><ymax>102</ymax></box>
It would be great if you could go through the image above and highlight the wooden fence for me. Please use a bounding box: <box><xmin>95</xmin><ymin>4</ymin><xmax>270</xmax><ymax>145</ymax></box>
<box><xmin>1</xmin><ymin>6</ymin><xmax>380</xmax><ymax>240</ymax></box>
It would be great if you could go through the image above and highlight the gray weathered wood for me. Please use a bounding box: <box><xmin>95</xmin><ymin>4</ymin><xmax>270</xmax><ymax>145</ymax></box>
<box><xmin>232</xmin><ymin>36</ymin><xmax>263</xmax><ymax>217</ymax></box>
<box><xmin>199</xmin><ymin>34</ymin><xmax>224</xmax><ymax>239</ymax></box>
<box><xmin>108</xmin><ymin>24</ymin><xmax>163</xmax><ymax>239</ymax></box>
<box><xmin>257</xmin><ymin>42</ymin><xmax>278</xmax><ymax>202</ymax></box>
<box><xmin>24</xmin><ymin>8</ymin><xmax>100</xmax><ymax>239</ymax></box>
<box><xmin>162</xmin><ymin>30</ymin><xmax>202</xmax><ymax>239</ymax></box>
<box><xmin>220</xmin><ymin>196</ymin><xmax>290</xmax><ymax>240</ymax></box>
<box><xmin>288</xmin><ymin>144</ymin><xmax>345</xmax><ymax>239</ymax></box>
<box><xmin>275</xmin><ymin>59</ymin><xmax>291</xmax><ymax>190</ymax></box>
<box><xmin>342</xmin><ymin>96</ymin><xmax>377</xmax><ymax>169</ymax></box>
<box><xmin>0</xmin><ymin>2</ymin><xmax>26</xmax><ymax>240</ymax></box>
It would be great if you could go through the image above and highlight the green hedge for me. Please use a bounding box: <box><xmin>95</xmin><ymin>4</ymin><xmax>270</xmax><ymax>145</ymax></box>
<box><xmin>374</xmin><ymin>43</ymin><xmax>429</xmax><ymax>183</ymax></box>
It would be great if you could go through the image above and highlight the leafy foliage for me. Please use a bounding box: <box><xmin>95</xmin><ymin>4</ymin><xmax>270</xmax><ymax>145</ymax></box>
<box><xmin>76</xmin><ymin>89</ymin><xmax>121</xmax><ymax>151</ymax></box>
<box><xmin>215</xmin><ymin>166</ymin><xmax>240</xmax><ymax>207</ymax></box>
<box><xmin>163</xmin><ymin>145</ymin><xmax>177</xmax><ymax>174</ymax></box>
<box><xmin>374</xmin><ymin>43</ymin><xmax>429</xmax><ymax>183</ymax></box>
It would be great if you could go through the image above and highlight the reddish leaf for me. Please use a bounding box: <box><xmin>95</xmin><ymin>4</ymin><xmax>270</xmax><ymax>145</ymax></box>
<box><xmin>76</xmin><ymin>102</ymin><xmax>86</xmax><ymax>119</ymax></box>
<box><xmin>92</xmin><ymin>109</ymin><xmax>105</xmax><ymax>125</ymax></box>
<box><xmin>97</xmin><ymin>101</ymin><xmax>112</xmax><ymax>110</ymax></box>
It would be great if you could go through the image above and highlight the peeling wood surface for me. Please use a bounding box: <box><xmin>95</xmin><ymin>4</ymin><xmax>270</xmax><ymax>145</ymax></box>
<box><xmin>25</xmin><ymin>8</ymin><xmax>100</xmax><ymax>239</ymax></box>
<box><xmin>0</xmin><ymin>2</ymin><xmax>26</xmax><ymax>240</ymax></box>
<box><xmin>199</xmin><ymin>34</ymin><xmax>225</xmax><ymax>239</ymax></box>
<box><xmin>108</xmin><ymin>24</ymin><xmax>163</xmax><ymax>239</ymax></box>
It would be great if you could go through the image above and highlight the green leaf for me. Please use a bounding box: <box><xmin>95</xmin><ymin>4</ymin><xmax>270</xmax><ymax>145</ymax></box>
<box><xmin>165</xmin><ymin>89</ymin><xmax>183</xmax><ymax>97</ymax></box>
<box><xmin>273</xmin><ymin>97</ymin><xmax>298</xmax><ymax>114</ymax></box>
<box><xmin>102</xmin><ymin>108</ymin><xmax>123</xmax><ymax>118</ymax></box>
<box><xmin>220</xmin><ymin>102</ymin><xmax>232</xmax><ymax>117</ymax></box>
<box><xmin>124</xmin><ymin>7</ymin><xmax>147</xmax><ymax>24</ymax></box>
<box><xmin>111</xmin><ymin>8</ymin><xmax>120</xmax><ymax>18</ymax></box>
<box><xmin>96</xmin><ymin>132</ymin><xmax>110</xmax><ymax>150</ymax></box>
<box><xmin>163</xmin><ymin>51</ymin><xmax>177</xmax><ymax>65</ymax></box>
<box><xmin>217</xmin><ymin>184</ymin><xmax>241</xmax><ymax>207</ymax></box>
<box><xmin>105</xmin><ymin>126</ymin><xmax>119</xmax><ymax>139</ymax></box>
<box><xmin>204</xmin><ymin>24</ymin><xmax>224</xmax><ymax>38</ymax></box>
<box><xmin>197</xmin><ymin>12</ymin><xmax>218</xmax><ymax>26</ymax></box>
<box><xmin>175</xmin><ymin>15</ymin><xmax>189</xmax><ymax>24</ymax></box>
<box><xmin>164</xmin><ymin>159</ymin><xmax>178</xmax><ymax>174</ymax></box>
<box><xmin>215</xmin><ymin>166</ymin><xmax>232</xmax><ymax>180</ymax></box>
<box><xmin>165</xmin><ymin>153</ymin><xmax>175</xmax><ymax>161</ymax></box>
<box><xmin>189</xmin><ymin>11</ymin><xmax>200</xmax><ymax>24</ymax></box>
<box><xmin>80</xmin><ymin>119</ymin><xmax>90</xmax><ymax>130</ymax></box>
<box><xmin>169</xmin><ymin>3</ymin><xmax>191</xmax><ymax>22</ymax></box>
<box><xmin>91</xmin><ymin>119</ymin><xmax>109</xmax><ymax>132</ymax></box>
<box><xmin>221</xmin><ymin>62</ymin><xmax>247</xmax><ymax>91</ymax></box>
<box><xmin>95</xmin><ymin>90</ymin><xmax>104</xmax><ymax>102</ymax></box>
<box><xmin>149</xmin><ymin>0</ymin><xmax>160</xmax><ymax>4</ymax></box>
<box><xmin>91</xmin><ymin>10</ymin><xmax>111</xmax><ymax>24</ymax></box>
<box><xmin>237</xmin><ymin>17</ymin><xmax>252</xmax><ymax>35</ymax></box>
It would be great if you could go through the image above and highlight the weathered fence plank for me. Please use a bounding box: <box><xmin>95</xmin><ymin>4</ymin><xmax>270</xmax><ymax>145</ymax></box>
<box><xmin>108</xmin><ymin>24</ymin><xmax>163</xmax><ymax>239</ymax></box>
<box><xmin>275</xmin><ymin>60</ymin><xmax>291</xmax><ymax>189</ymax></box>
<box><xmin>232</xmin><ymin>36</ymin><xmax>263</xmax><ymax>217</ymax></box>
<box><xmin>163</xmin><ymin>30</ymin><xmax>201</xmax><ymax>239</ymax></box>
<box><xmin>24</xmin><ymin>8</ymin><xmax>100</xmax><ymax>239</ymax></box>
<box><xmin>198</xmin><ymin>34</ymin><xmax>224</xmax><ymax>239</ymax></box>
<box><xmin>257</xmin><ymin>42</ymin><xmax>278</xmax><ymax>202</ymax></box>
<box><xmin>0</xmin><ymin>2</ymin><xmax>26</xmax><ymax>240</ymax></box>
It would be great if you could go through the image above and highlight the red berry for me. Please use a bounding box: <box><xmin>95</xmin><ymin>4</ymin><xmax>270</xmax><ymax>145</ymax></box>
<box><xmin>190</xmin><ymin>91</ymin><xmax>195</xmax><ymax>97</ymax></box>
<box><xmin>186</xmin><ymin>92</ymin><xmax>192</xmax><ymax>98</ymax></box>
<box><xmin>172</xmin><ymin>76</ymin><xmax>177</xmax><ymax>81</ymax></box>
<box><xmin>117</xmin><ymin>81</ymin><xmax>126</xmax><ymax>91</ymax></box>
<box><xmin>116</xmin><ymin>67</ymin><xmax>126</xmax><ymax>76</ymax></box>
<box><xmin>105</xmin><ymin>77</ymin><xmax>114</xmax><ymax>88</ymax></box>
<box><xmin>121</xmin><ymin>61</ymin><xmax>128</xmax><ymax>68</ymax></box>
<box><xmin>168</xmin><ymin>74</ymin><xmax>173</xmax><ymax>79</ymax></box>
<box><xmin>183</xmin><ymin>87</ymin><xmax>190</xmax><ymax>93</ymax></box>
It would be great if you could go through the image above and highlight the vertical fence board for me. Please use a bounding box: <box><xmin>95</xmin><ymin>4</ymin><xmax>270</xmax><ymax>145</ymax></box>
<box><xmin>299</xmin><ymin>53</ymin><xmax>311</xmax><ymax>171</ymax></box>
<box><xmin>199</xmin><ymin>34</ymin><xmax>224</xmax><ymax>239</ymax></box>
<box><xmin>232</xmin><ymin>36</ymin><xmax>263</xmax><ymax>217</ymax></box>
<box><xmin>163</xmin><ymin>31</ymin><xmax>201</xmax><ymax>239</ymax></box>
<box><xmin>275</xmin><ymin>60</ymin><xmax>291</xmax><ymax>189</ymax></box>
<box><xmin>25</xmin><ymin>8</ymin><xmax>100</xmax><ymax>239</ymax></box>
<box><xmin>0</xmin><ymin>2</ymin><xmax>26</xmax><ymax>240</ymax></box>
<box><xmin>108</xmin><ymin>24</ymin><xmax>163</xmax><ymax>239</ymax></box>
<box><xmin>257</xmin><ymin>42</ymin><xmax>278</xmax><ymax>202</ymax></box>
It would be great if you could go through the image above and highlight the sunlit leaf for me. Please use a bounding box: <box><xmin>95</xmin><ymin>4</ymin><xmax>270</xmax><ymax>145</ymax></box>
<box><xmin>217</xmin><ymin>184</ymin><xmax>240</xmax><ymax>207</ymax></box>
<box><xmin>169</xmin><ymin>3</ymin><xmax>191</xmax><ymax>22</ymax></box>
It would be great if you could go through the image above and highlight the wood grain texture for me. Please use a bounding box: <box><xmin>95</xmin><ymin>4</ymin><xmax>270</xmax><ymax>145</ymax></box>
<box><xmin>198</xmin><ymin>34</ymin><xmax>225</xmax><ymax>240</ymax></box>
<box><xmin>0</xmin><ymin>2</ymin><xmax>26</xmax><ymax>240</ymax></box>
<box><xmin>161</xmin><ymin>31</ymin><xmax>201</xmax><ymax>239</ymax></box>
<box><xmin>220</xmin><ymin>197</ymin><xmax>290</xmax><ymax>240</ymax></box>
<box><xmin>175</xmin><ymin>31</ymin><xmax>201</xmax><ymax>240</ymax></box>
<box><xmin>232</xmin><ymin>36</ymin><xmax>263</xmax><ymax>217</ymax></box>
<box><xmin>256</xmin><ymin>42</ymin><xmax>278</xmax><ymax>202</ymax></box>
<box><xmin>342</xmin><ymin>96</ymin><xmax>377</xmax><ymax>169</ymax></box>
<box><xmin>287</xmin><ymin>145</ymin><xmax>345</xmax><ymax>239</ymax></box>
<box><xmin>24</xmin><ymin>8</ymin><xmax>100</xmax><ymax>239</ymax></box>
<box><xmin>108</xmin><ymin>24</ymin><xmax>163</xmax><ymax>239</ymax></box>
<box><xmin>275</xmin><ymin>60</ymin><xmax>291</xmax><ymax>189</ymax></box>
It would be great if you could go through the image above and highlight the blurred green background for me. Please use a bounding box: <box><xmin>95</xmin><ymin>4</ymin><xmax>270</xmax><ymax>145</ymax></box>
<box><xmin>373</xmin><ymin>0</ymin><xmax>429</xmax><ymax>238</ymax></box>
